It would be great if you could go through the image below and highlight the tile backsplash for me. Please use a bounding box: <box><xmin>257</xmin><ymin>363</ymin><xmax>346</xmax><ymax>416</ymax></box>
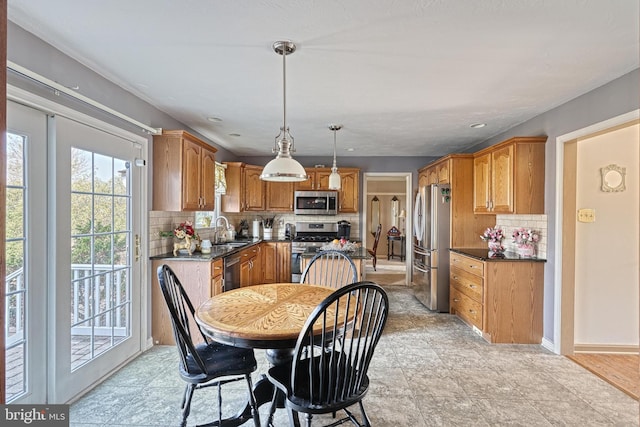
<box><xmin>495</xmin><ymin>214</ymin><xmax>548</xmax><ymax>259</ymax></box>
<box><xmin>148</xmin><ymin>211</ymin><xmax>360</xmax><ymax>257</ymax></box>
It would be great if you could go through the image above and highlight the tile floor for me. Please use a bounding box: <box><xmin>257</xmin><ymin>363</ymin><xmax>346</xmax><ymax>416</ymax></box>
<box><xmin>70</xmin><ymin>285</ymin><xmax>639</xmax><ymax>426</ymax></box>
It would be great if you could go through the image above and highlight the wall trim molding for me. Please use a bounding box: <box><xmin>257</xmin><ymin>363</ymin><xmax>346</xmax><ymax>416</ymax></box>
<box><xmin>574</xmin><ymin>344</ymin><xmax>639</xmax><ymax>354</ymax></box>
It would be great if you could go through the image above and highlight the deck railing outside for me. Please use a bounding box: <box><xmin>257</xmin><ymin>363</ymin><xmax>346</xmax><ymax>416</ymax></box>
<box><xmin>6</xmin><ymin>263</ymin><xmax>129</xmax><ymax>347</ymax></box>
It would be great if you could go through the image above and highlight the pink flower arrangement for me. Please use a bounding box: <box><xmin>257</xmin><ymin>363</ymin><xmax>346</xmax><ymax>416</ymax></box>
<box><xmin>160</xmin><ymin>220</ymin><xmax>199</xmax><ymax>240</ymax></box>
<box><xmin>512</xmin><ymin>228</ymin><xmax>539</xmax><ymax>245</ymax></box>
<box><xmin>480</xmin><ymin>227</ymin><xmax>504</xmax><ymax>243</ymax></box>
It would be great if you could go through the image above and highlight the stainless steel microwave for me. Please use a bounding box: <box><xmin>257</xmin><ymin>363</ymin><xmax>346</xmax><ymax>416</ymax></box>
<box><xmin>294</xmin><ymin>191</ymin><xmax>338</xmax><ymax>215</ymax></box>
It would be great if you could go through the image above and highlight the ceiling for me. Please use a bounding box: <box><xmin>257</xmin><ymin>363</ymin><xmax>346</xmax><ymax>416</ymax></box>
<box><xmin>7</xmin><ymin>0</ymin><xmax>639</xmax><ymax>157</ymax></box>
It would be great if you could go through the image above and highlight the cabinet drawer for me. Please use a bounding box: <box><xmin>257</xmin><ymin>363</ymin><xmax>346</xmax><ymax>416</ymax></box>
<box><xmin>211</xmin><ymin>259</ymin><xmax>223</xmax><ymax>278</ymax></box>
<box><xmin>450</xmin><ymin>287</ymin><xmax>482</xmax><ymax>330</ymax></box>
<box><xmin>450</xmin><ymin>266</ymin><xmax>483</xmax><ymax>302</ymax></box>
<box><xmin>450</xmin><ymin>253</ymin><xmax>484</xmax><ymax>276</ymax></box>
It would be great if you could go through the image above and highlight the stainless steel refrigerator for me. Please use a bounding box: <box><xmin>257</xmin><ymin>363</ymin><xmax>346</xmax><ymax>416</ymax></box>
<box><xmin>412</xmin><ymin>183</ymin><xmax>451</xmax><ymax>312</ymax></box>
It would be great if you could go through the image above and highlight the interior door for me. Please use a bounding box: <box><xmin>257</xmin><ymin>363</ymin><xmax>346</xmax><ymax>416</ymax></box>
<box><xmin>50</xmin><ymin>116</ymin><xmax>143</xmax><ymax>403</ymax></box>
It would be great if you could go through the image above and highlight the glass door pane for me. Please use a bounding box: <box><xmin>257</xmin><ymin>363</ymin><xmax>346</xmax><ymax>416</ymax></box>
<box><xmin>5</xmin><ymin>101</ymin><xmax>47</xmax><ymax>403</ymax></box>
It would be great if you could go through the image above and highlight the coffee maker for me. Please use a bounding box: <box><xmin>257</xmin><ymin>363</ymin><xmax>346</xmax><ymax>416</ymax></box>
<box><xmin>337</xmin><ymin>220</ymin><xmax>351</xmax><ymax>240</ymax></box>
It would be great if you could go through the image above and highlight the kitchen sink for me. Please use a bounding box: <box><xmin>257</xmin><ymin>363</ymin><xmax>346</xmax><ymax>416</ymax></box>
<box><xmin>213</xmin><ymin>241</ymin><xmax>249</xmax><ymax>248</ymax></box>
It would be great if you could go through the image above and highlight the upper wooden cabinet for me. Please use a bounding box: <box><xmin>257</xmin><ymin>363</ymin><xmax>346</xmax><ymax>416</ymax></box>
<box><xmin>244</xmin><ymin>165</ymin><xmax>266</xmax><ymax>211</ymax></box>
<box><xmin>337</xmin><ymin>168</ymin><xmax>360</xmax><ymax>213</ymax></box>
<box><xmin>222</xmin><ymin>162</ymin><xmax>293</xmax><ymax>212</ymax></box>
<box><xmin>419</xmin><ymin>158</ymin><xmax>450</xmax><ymax>186</ymax></box>
<box><xmin>473</xmin><ymin>136</ymin><xmax>546</xmax><ymax>214</ymax></box>
<box><xmin>418</xmin><ymin>155</ymin><xmax>495</xmax><ymax>248</ymax></box>
<box><xmin>266</xmin><ymin>181</ymin><xmax>294</xmax><ymax>211</ymax></box>
<box><xmin>152</xmin><ymin>130</ymin><xmax>217</xmax><ymax>211</ymax></box>
<box><xmin>295</xmin><ymin>168</ymin><xmax>329</xmax><ymax>191</ymax></box>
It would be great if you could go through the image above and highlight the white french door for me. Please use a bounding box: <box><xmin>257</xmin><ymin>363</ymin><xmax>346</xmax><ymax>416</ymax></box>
<box><xmin>5</xmin><ymin>96</ymin><xmax>146</xmax><ymax>404</ymax></box>
<box><xmin>5</xmin><ymin>101</ymin><xmax>48</xmax><ymax>403</ymax></box>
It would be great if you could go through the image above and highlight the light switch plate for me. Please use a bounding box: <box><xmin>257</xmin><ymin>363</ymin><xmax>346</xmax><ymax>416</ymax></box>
<box><xmin>577</xmin><ymin>208</ymin><xmax>596</xmax><ymax>223</ymax></box>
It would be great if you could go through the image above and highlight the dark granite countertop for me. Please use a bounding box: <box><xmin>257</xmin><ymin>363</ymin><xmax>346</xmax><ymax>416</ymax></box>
<box><xmin>450</xmin><ymin>248</ymin><xmax>546</xmax><ymax>262</ymax></box>
<box><xmin>150</xmin><ymin>238</ymin><xmax>293</xmax><ymax>261</ymax></box>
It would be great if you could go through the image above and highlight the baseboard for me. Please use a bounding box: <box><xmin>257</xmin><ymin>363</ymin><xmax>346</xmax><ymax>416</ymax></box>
<box><xmin>541</xmin><ymin>337</ymin><xmax>556</xmax><ymax>353</ymax></box>
<box><xmin>574</xmin><ymin>344</ymin><xmax>639</xmax><ymax>354</ymax></box>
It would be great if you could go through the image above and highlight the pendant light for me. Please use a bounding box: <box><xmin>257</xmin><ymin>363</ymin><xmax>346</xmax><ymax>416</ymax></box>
<box><xmin>260</xmin><ymin>40</ymin><xmax>308</xmax><ymax>182</ymax></box>
<box><xmin>328</xmin><ymin>124</ymin><xmax>342</xmax><ymax>190</ymax></box>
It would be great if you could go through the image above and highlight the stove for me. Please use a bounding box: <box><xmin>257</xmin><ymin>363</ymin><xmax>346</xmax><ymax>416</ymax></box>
<box><xmin>291</xmin><ymin>222</ymin><xmax>339</xmax><ymax>282</ymax></box>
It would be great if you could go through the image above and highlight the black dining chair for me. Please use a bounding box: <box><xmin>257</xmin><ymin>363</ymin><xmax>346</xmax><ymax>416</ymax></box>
<box><xmin>367</xmin><ymin>224</ymin><xmax>382</xmax><ymax>271</ymax></box>
<box><xmin>266</xmin><ymin>281</ymin><xmax>389</xmax><ymax>427</ymax></box>
<box><xmin>300</xmin><ymin>249</ymin><xmax>358</xmax><ymax>289</ymax></box>
<box><xmin>156</xmin><ymin>264</ymin><xmax>260</xmax><ymax>427</ymax></box>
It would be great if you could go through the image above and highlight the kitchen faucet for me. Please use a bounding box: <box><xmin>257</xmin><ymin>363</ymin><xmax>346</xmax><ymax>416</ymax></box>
<box><xmin>214</xmin><ymin>216</ymin><xmax>231</xmax><ymax>243</ymax></box>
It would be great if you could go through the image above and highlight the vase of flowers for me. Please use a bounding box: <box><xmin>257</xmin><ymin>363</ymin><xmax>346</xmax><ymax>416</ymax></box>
<box><xmin>480</xmin><ymin>227</ymin><xmax>505</xmax><ymax>257</ymax></box>
<box><xmin>512</xmin><ymin>228</ymin><xmax>539</xmax><ymax>258</ymax></box>
<box><xmin>161</xmin><ymin>221</ymin><xmax>199</xmax><ymax>255</ymax></box>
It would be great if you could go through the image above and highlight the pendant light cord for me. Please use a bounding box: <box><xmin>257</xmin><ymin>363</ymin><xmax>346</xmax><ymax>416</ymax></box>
<box><xmin>282</xmin><ymin>44</ymin><xmax>287</xmax><ymax>136</ymax></box>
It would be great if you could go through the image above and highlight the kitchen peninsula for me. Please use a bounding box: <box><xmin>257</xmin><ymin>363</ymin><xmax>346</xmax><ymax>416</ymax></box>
<box><xmin>449</xmin><ymin>248</ymin><xmax>546</xmax><ymax>344</ymax></box>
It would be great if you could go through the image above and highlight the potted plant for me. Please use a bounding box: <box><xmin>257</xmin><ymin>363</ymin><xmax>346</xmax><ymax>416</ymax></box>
<box><xmin>160</xmin><ymin>220</ymin><xmax>200</xmax><ymax>255</ymax></box>
<box><xmin>480</xmin><ymin>227</ymin><xmax>505</xmax><ymax>257</ymax></box>
<box><xmin>512</xmin><ymin>228</ymin><xmax>539</xmax><ymax>257</ymax></box>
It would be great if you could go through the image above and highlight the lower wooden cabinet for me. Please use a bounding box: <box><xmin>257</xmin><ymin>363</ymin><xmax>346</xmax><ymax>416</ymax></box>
<box><xmin>450</xmin><ymin>252</ymin><xmax>544</xmax><ymax>344</ymax></box>
<box><xmin>261</xmin><ymin>241</ymin><xmax>292</xmax><ymax>284</ymax></box>
<box><xmin>151</xmin><ymin>259</ymin><xmax>221</xmax><ymax>345</ymax></box>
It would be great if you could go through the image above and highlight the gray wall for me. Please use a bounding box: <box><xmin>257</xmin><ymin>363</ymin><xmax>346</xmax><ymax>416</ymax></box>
<box><xmin>466</xmin><ymin>68</ymin><xmax>640</xmax><ymax>342</ymax></box>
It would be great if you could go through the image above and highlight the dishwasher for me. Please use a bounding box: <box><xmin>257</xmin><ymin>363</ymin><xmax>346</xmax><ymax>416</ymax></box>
<box><xmin>223</xmin><ymin>253</ymin><xmax>241</xmax><ymax>292</ymax></box>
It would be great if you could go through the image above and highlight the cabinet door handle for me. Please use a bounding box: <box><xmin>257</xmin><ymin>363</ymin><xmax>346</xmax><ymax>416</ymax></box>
<box><xmin>469</xmin><ymin>309</ymin><xmax>476</xmax><ymax>314</ymax></box>
<box><xmin>469</xmin><ymin>285</ymin><xmax>476</xmax><ymax>288</ymax></box>
<box><xmin>452</xmin><ymin>275</ymin><xmax>458</xmax><ymax>280</ymax></box>
<box><xmin>485</xmin><ymin>201</ymin><xmax>489</xmax><ymax>208</ymax></box>
<box><xmin>453</xmin><ymin>298</ymin><xmax>460</xmax><ymax>302</ymax></box>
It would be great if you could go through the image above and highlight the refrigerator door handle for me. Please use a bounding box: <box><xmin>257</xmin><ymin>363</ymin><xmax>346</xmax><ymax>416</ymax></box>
<box><xmin>414</xmin><ymin>247</ymin><xmax>430</xmax><ymax>256</ymax></box>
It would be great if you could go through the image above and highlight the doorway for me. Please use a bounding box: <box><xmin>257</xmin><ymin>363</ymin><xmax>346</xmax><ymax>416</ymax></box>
<box><xmin>557</xmin><ymin>115</ymin><xmax>639</xmax><ymax>355</ymax></box>
<box><xmin>6</xmin><ymin>94</ymin><xmax>147</xmax><ymax>404</ymax></box>
<box><xmin>362</xmin><ymin>173</ymin><xmax>412</xmax><ymax>285</ymax></box>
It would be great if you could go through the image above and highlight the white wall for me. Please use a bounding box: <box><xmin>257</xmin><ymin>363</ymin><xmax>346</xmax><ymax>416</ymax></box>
<box><xmin>574</xmin><ymin>123</ymin><xmax>639</xmax><ymax>346</ymax></box>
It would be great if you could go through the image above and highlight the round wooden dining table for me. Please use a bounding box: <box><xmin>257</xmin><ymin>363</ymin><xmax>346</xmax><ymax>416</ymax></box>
<box><xmin>196</xmin><ymin>283</ymin><xmax>335</xmax><ymax>363</ymax></box>
<box><xmin>195</xmin><ymin>283</ymin><xmax>337</xmax><ymax>426</ymax></box>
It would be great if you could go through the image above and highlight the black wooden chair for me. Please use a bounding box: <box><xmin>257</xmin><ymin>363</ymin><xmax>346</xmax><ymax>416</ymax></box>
<box><xmin>266</xmin><ymin>281</ymin><xmax>389</xmax><ymax>426</ymax></box>
<box><xmin>157</xmin><ymin>264</ymin><xmax>260</xmax><ymax>427</ymax></box>
<box><xmin>367</xmin><ymin>224</ymin><xmax>382</xmax><ymax>271</ymax></box>
<box><xmin>300</xmin><ymin>249</ymin><xmax>358</xmax><ymax>289</ymax></box>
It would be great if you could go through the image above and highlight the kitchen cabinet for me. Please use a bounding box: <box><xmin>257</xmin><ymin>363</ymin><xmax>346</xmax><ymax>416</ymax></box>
<box><xmin>295</xmin><ymin>168</ymin><xmax>327</xmax><ymax>191</ymax></box>
<box><xmin>266</xmin><ymin>181</ymin><xmax>294</xmax><ymax>211</ymax></box>
<box><xmin>449</xmin><ymin>251</ymin><xmax>544</xmax><ymax>344</ymax></box>
<box><xmin>418</xmin><ymin>155</ymin><xmax>495</xmax><ymax>248</ymax></box>
<box><xmin>262</xmin><ymin>241</ymin><xmax>292</xmax><ymax>283</ymax></box>
<box><xmin>337</xmin><ymin>168</ymin><xmax>359</xmax><ymax>213</ymax></box>
<box><xmin>473</xmin><ymin>136</ymin><xmax>546</xmax><ymax>214</ymax></box>
<box><xmin>221</xmin><ymin>162</ymin><xmax>267</xmax><ymax>212</ymax></box>
<box><xmin>222</xmin><ymin>162</ymin><xmax>293</xmax><ymax>212</ymax></box>
<box><xmin>152</xmin><ymin>130</ymin><xmax>217</xmax><ymax>211</ymax></box>
<box><xmin>239</xmin><ymin>245</ymin><xmax>261</xmax><ymax>286</ymax></box>
<box><xmin>151</xmin><ymin>258</ymin><xmax>222</xmax><ymax>345</ymax></box>
<box><xmin>244</xmin><ymin>164</ymin><xmax>266</xmax><ymax>211</ymax></box>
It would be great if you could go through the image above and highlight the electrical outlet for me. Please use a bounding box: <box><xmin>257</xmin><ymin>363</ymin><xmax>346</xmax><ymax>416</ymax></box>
<box><xmin>577</xmin><ymin>208</ymin><xmax>596</xmax><ymax>223</ymax></box>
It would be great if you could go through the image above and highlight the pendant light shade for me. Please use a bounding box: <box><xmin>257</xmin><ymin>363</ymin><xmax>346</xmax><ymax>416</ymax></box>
<box><xmin>261</xmin><ymin>40</ymin><xmax>308</xmax><ymax>182</ymax></box>
<box><xmin>328</xmin><ymin>124</ymin><xmax>342</xmax><ymax>190</ymax></box>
